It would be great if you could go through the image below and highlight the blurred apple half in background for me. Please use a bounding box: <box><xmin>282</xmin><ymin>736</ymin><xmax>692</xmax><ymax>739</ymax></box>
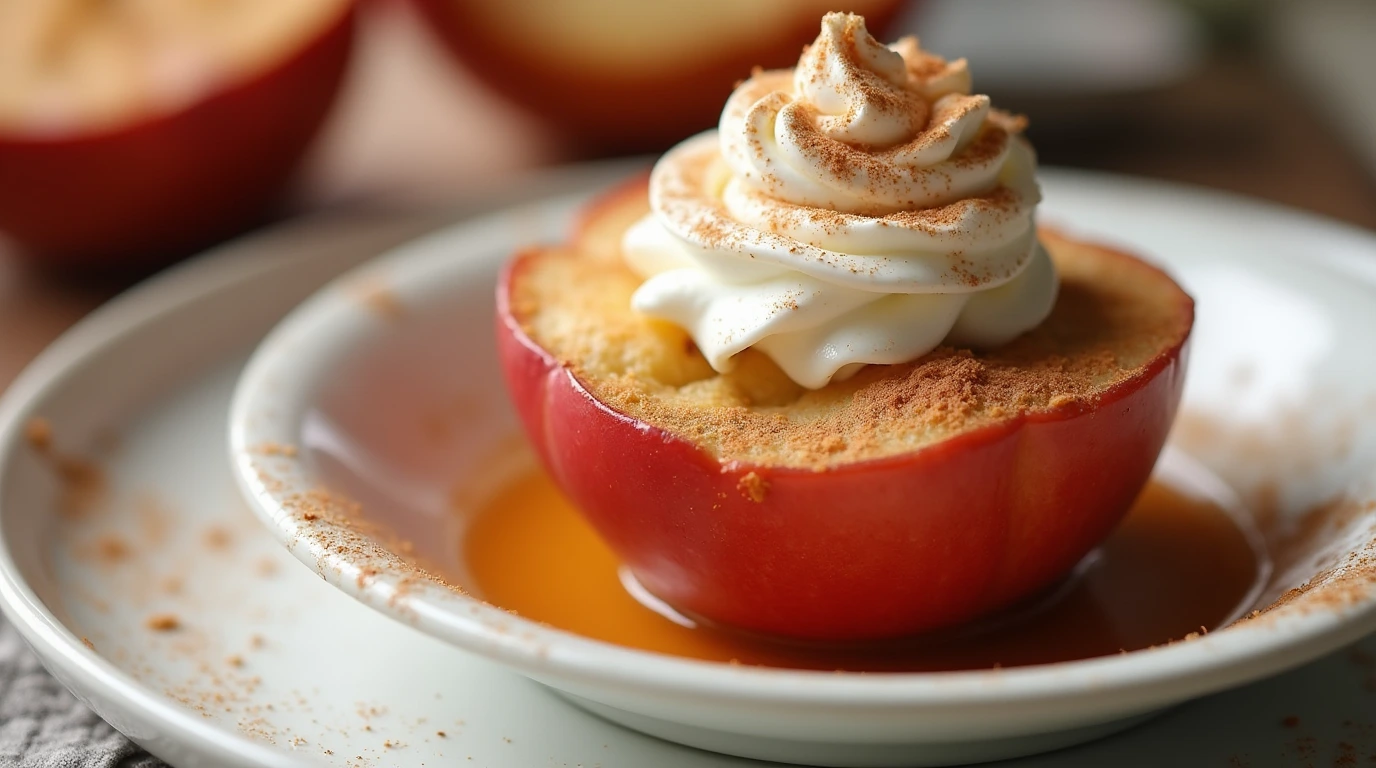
<box><xmin>0</xmin><ymin>0</ymin><xmax>356</xmax><ymax>266</ymax></box>
<box><xmin>410</xmin><ymin>0</ymin><xmax>903</xmax><ymax>154</ymax></box>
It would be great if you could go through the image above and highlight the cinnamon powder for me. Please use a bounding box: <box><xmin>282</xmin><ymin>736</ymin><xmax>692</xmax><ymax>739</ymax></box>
<box><xmin>24</xmin><ymin>416</ymin><xmax>107</xmax><ymax>517</ymax></box>
<box><xmin>145</xmin><ymin>614</ymin><xmax>180</xmax><ymax>632</ymax></box>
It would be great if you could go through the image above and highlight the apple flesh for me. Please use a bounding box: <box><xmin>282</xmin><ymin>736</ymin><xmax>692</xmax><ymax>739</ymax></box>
<box><xmin>497</xmin><ymin>181</ymin><xmax>1194</xmax><ymax>642</ymax></box>
<box><xmin>0</xmin><ymin>1</ymin><xmax>356</xmax><ymax>265</ymax></box>
<box><xmin>410</xmin><ymin>0</ymin><xmax>903</xmax><ymax>154</ymax></box>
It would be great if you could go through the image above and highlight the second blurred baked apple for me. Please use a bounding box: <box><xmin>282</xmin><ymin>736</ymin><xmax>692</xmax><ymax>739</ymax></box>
<box><xmin>0</xmin><ymin>0</ymin><xmax>356</xmax><ymax>266</ymax></box>
<box><xmin>410</xmin><ymin>0</ymin><xmax>903</xmax><ymax>154</ymax></box>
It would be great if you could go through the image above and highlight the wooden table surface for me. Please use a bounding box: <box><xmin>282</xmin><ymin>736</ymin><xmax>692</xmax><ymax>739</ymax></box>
<box><xmin>4</xmin><ymin>6</ymin><xmax>1376</xmax><ymax>397</ymax></box>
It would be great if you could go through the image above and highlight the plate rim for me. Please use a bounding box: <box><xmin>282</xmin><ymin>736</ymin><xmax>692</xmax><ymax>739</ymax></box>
<box><xmin>0</xmin><ymin>214</ymin><xmax>356</xmax><ymax>767</ymax></box>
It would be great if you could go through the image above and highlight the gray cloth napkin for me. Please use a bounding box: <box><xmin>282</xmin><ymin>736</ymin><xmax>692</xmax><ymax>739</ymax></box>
<box><xmin>0</xmin><ymin>617</ymin><xmax>163</xmax><ymax>768</ymax></box>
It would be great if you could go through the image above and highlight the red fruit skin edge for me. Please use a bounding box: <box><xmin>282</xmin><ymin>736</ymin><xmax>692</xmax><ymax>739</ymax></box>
<box><xmin>407</xmin><ymin>0</ymin><xmax>902</xmax><ymax>153</ymax></box>
<box><xmin>497</xmin><ymin>246</ymin><xmax>1192</xmax><ymax>642</ymax></box>
<box><xmin>0</xmin><ymin>3</ymin><xmax>357</xmax><ymax>266</ymax></box>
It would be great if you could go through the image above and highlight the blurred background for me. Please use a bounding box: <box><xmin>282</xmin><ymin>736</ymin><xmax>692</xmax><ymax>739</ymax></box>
<box><xmin>2</xmin><ymin>0</ymin><xmax>1374</xmax><ymax>391</ymax></box>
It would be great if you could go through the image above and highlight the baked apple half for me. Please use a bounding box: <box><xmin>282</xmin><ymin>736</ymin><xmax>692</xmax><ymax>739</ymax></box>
<box><xmin>497</xmin><ymin>180</ymin><xmax>1193</xmax><ymax>642</ymax></box>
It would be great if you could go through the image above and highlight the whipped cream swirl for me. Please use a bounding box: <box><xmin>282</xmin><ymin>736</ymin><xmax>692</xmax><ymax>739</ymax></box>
<box><xmin>623</xmin><ymin>12</ymin><xmax>1057</xmax><ymax>389</ymax></box>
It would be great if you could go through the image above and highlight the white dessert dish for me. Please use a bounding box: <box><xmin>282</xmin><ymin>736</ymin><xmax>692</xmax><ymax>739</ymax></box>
<box><xmin>227</xmin><ymin>168</ymin><xmax>1376</xmax><ymax>766</ymax></box>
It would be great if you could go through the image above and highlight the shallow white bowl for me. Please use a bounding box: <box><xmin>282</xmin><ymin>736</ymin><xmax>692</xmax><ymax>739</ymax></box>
<box><xmin>229</xmin><ymin>169</ymin><xmax>1376</xmax><ymax>767</ymax></box>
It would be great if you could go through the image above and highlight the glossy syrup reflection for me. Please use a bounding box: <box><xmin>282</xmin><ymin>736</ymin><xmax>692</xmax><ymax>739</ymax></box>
<box><xmin>459</xmin><ymin>458</ymin><xmax>1269</xmax><ymax>672</ymax></box>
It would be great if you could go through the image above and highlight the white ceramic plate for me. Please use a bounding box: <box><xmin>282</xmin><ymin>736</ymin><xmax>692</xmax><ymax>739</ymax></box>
<box><xmin>230</xmin><ymin>168</ymin><xmax>1376</xmax><ymax>766</ymax></box>
<box><xmin>1</xmin><ymin>166</ymin><xmax>1374</xmax><ymax>767</ymax></box>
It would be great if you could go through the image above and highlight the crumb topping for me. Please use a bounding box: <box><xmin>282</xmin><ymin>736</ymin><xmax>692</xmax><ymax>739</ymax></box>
<box><xmin>514</xmin><ymin>189</ymin><xmax>1192</xmax><ymax>470</ymax></box>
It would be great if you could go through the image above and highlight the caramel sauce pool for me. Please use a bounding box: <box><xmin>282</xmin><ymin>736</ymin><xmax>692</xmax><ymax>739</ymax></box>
<box><xmin>461</xmin><ymin>469</ymin><xmax>1264</xmax><ymax>672</ymax></box>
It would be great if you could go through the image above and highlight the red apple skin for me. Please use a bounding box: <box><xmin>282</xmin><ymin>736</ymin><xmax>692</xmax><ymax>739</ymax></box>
<box><xmin>497</xmin><ymin>211</ymin><xmax>1193</xmax><ymax>642</ymax></box>
<box><xmin>409</xmin><ymin>0</ymin><xmax>902</xmax><ymax>154</ymax></box>
<box><xmin>0</xmin><ymin>3</ymin><xmax>357</xmax><ymax>266</ymax></box>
